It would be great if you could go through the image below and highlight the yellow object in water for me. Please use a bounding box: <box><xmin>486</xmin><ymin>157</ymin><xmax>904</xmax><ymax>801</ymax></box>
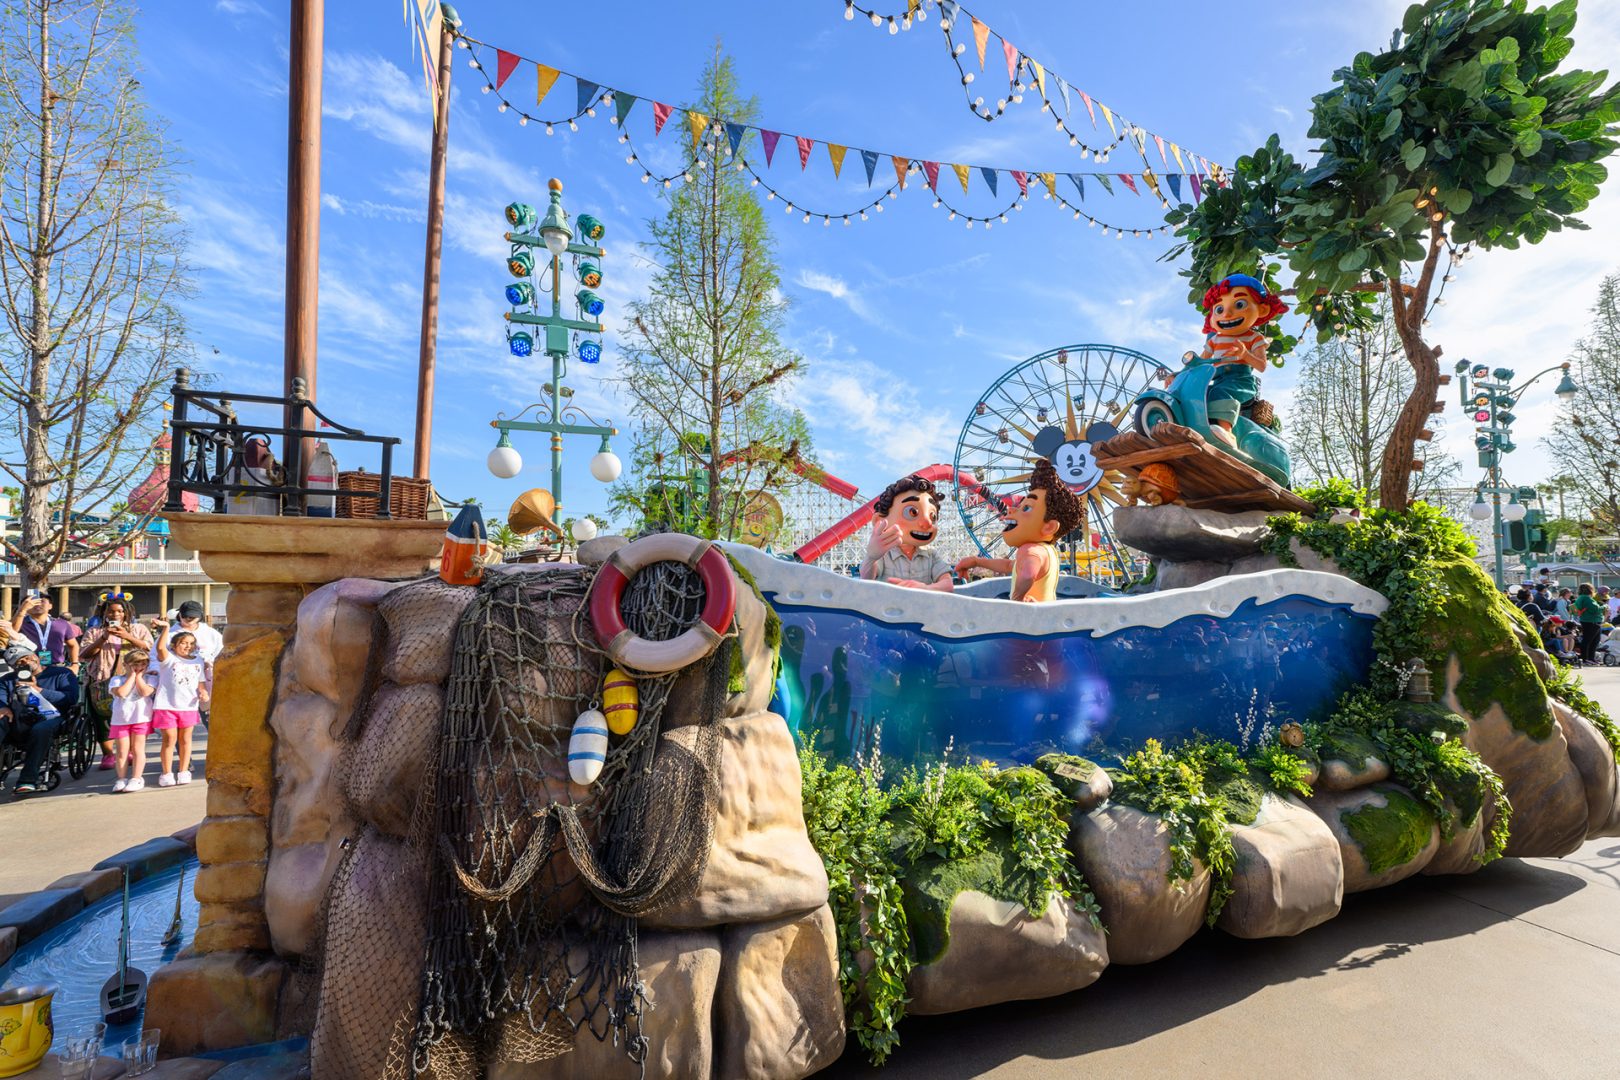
<box><xmin>602</xmin><ymin>667</ymin><xmax>639</xmax><ymax>736</ymax></box>
<box><xmin>0</xmin><ymin>983</ymin><xmax>55</xmax><ymax>1078</ymax></box>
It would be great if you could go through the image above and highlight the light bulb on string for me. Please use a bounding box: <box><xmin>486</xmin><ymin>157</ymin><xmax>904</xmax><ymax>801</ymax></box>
<box><xmin>568</xmin><ymin>120</ymin><xmax>578</xmax><ymax>131</ymax></box>
<box><xmin>618</xmin><ymin>132</ymin><xmax>627</xmax><ymax>143</ymax></box>
<box><xmin>844</xmin><ymin>1</ymin><xmax>854</xmax><ymax>19</ymax></box>
<box><xmin>948</xmin><ymin>211</ymin><xmax>956</xmax><ymax>220</ymax></box>
<box><xmin>480</xmin><ymin>84</ymin><xmax>490</xmax><ymax>94</ymax></box>
<box><xmin>859</xmin><ymin>211</ymin><xmax>868</xmax><ymax>220</ymax></box>
<box><xmin>497</xmin><ymin>101</ymin><xmax>507</xmax><ymax>112</ymax></box>
<box><xmin>640</xmin><ymin>174</ymin><xmax>649</xmax><ymax>183</ymax></box>
<box><xmin>546</xmin><ymin>124</ymin><xmax>554</xmax><ymax>135</ymax></box>
<box><xmin>843</xmin><ymin>216</ymin><xmax>851</xmax><ymax>226</ymax></box>
<box><xmin>823</xmin><ymin>216</ymin><xmax>831</xmax><ymax>226</ymax></box>
<box><xmin>869</xmin><ymin>10</ymin><xmax>881</xmax><ymax>26</ymax></box>
<box><xmin>586</xmin><ymin>107</ymin><xmax>596</xmax><ymax>117</ymax></box>
<box><xmin>875</xmin><ymin>202</ymin><xmax>884</xmax><ymax>212</ymax></box>
<box><xmin>963</xmin><ymin>73</ymin><xmax>974</xmax><ymax>84</ymax></box>
<box><xmin>887</xmin><ymin>16</ymin><xmax>897</xmax><ymax>33</ymax></box>
<box><xmin>955</xmin><ymin>42</ymin><xmax>966</xmax><ymax>55</ymax></box>
<box><xmin>803</xmin><ymin>213</ymin><xmax>811</xmax><ymax>223</ymax></box>
<box><xmin>519</xmin><ymin>116</ymin><xmax>528</xmax><ymax>126</ymax></box>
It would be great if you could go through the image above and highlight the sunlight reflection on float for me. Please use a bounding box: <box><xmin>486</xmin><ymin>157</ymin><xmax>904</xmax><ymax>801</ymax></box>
<box><xmin>774</xmin><ymin>595</ymin><xmax>1375</xmax><ymax>767</ymax></box>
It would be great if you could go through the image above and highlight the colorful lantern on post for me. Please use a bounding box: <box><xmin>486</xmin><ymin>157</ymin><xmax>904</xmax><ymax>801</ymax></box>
<box><xmin>508</xmin><ymin>247</ymin><xmax>534</xmax><ymax>278</ymax></box>
<box><xmin>578</xmin><ymin>339</ymin><xmax>602</xmax><ymax>364</ymax></box>
<box><xmin>577</xmin><ymin>261</ymin><xmax>602</xmax><ymax>288</ymax></box>
<box><xmin>509</xmin><ymin>331</ymin><xmax>534</xmax><ymax>358</ymax></box>
<box><xmin>575</xmin><ymin>213</ymin><xmax>605</xmax><ymax>242</ymax></box>
<box><xmin>576</xmin><ymin>289</ymin><xmax>604</xmax><ymax>317</ymax></box>
<box><xmin>505</xmin><ymin>202</ymin><xmax>538</xmax><ymax>230</ymax></box>
<box><xmin>505</xmin><ymin>281</ymin><xmax>534</xmax><ymax>306</ymax></box>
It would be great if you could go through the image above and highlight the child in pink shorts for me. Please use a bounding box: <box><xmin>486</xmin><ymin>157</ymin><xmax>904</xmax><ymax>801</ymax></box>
<box><xmin>150</xmin><ymin>620</ymin><xmax>209</xmax><ymax>787</ymax></box>
<box><xmin>108</xmin><ymin>647</ymin><xmax>155</xmax><ymax>793</ymax></box>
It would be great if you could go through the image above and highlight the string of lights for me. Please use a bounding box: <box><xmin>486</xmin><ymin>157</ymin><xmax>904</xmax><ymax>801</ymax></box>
<box><xmin>1048</xmin><ymin>189</ymin><xmax>1174</xmax><ymax>239</ymax></box>
<box><xmin>459</xmin><ymin>37</ymin><xmax>607</xmax><ymax>133</ymax></box>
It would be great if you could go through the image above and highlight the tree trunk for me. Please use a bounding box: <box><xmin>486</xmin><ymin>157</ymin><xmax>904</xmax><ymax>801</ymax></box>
<box><xmin>1378</xmin><ymin>223</ymin><xmax>1446</xmax><ymax>511</ymax></box>
<box><xmin>21</xmin><ymin>1</ymin><xmax>56</xmax><ymax>591</ymax></box>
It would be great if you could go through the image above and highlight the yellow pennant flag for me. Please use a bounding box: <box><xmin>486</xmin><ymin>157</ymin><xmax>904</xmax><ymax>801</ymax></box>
<box><xmin>1143</xmin><ymin>168</ymin><xmax>1164</xmax><ymax>203</ymax></box>
<box><xmin>1099</xmin><ymin>102</ymin><xmax>1117</xmax><ymax>136</ymax></box>
<box><xmin>827</xmin><ymin>143</ymin><xmax>848</xmax><ymax>179</ymax></box>
<box><xmin>1038</xmin><ymin>171</ymin><xmax>1056</xmax><ymax>198</ymax></box>
<box><xmin>1031</xmin><ymin>59</ymin><xmax>1047</xmax><ymax>99</ymax></box>
<box><xmin>1171</xmin><ymin>143</ymin><xmax>1187</xmax><ymax>171</ymax></box>
<box><xmin>952</xmin><ymin>163</ymin><xmax>970</xmax><ymax>193</ymax></box>
<box><xmin>687</xmin><ymin>111</ymin><xmax>709</xmax><ymax>147</ymax></box>
<box><xmin>907</xmin><ymin>0</ymin><xmax>921</xmax><ymax>14</ymax></box>
<box><xmin>536</xmin><ymin>65</ymin><xmax>560</xmax><ymax>107</ymax></box>
<box><xmin>971</xmin><ymin>18</ymin><xmax>990</xmax><ymax>70</ymax></box>
<box><xmin>892</xmin><ymin>155</ymin><xmax>909</xmax><ymax>188</ymax></box>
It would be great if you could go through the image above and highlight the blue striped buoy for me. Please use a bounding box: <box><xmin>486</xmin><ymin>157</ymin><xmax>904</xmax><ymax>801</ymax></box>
<box><xmin>568</xmin><ymin>709</ymin><xmax>610</xmax><ymax>786</ymax></box>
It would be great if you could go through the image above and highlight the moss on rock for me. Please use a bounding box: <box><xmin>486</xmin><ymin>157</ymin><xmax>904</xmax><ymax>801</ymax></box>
<box><xmin>1428</xmin><ymin>559</ymin><xmax>1552</xmax><ymax>740</ymax></box>
<box><xmin>1391</xmin><ymin>701</ymin><xmax>1469</xmax><ymax>741</ymax></box>
<box><xmin>1317</xmin><ymin>729</ymin><xmax>1382</xmax><ymax>771</ymax></box>
<box><xmin>900</xmin><ymin>844</ymin><xmax>1013</xmax><ymax>967</ymax></box>
<box><xmin>1341</xmin><ymin>786</ymin><xmax>1437</xmax><ymax>875</ymax></box>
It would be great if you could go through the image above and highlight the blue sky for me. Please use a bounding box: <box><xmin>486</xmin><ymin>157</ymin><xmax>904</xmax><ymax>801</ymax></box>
<box><xmin>136</xmin><ymin>0</ymin><xmax>1620</xmax><ymax>528</ymax></box>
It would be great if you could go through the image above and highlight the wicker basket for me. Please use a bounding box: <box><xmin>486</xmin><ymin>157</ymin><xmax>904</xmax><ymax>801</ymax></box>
<box><xmin>1244</xmin><ymin>399</ymin><xmax>1277</xmax><ymax>428</ymax></box>
<box><xmin>336</xmin><ymin>469</ymin><xmax>432</xmax><ymax>521</ymax></box>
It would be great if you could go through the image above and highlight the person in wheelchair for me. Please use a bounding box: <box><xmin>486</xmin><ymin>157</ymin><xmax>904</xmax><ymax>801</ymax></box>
<box><xmin>1</xmin><ymin>646</ymin><xmax>79</xmax><ymax>795</ymax></box>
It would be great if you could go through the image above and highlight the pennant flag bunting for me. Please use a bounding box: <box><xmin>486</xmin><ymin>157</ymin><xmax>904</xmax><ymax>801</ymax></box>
<box><xmin>687</xmin><ymin>111</ymin><xmax>709</xmax><ymax>148</ymax></box>
<box><xmin>1057</xmin><ymin>77</ymin><xmax>1071</xmax><ymax>115</ymax></box>
<box><xmin>980</xmin><ymin>166</ymin><xmax>998</xmax><ymax>195</ymax></box>
<box><xmin>614</xmin><ymin>93</ymin><xmax>637</xmax><ymax>127</ymax></box>
<box><xmin>1010</xmin><ymin>169</ymin><xmax>1029</xmax><ymax>196</ymax></box>
<box><xmin>1038</xmin><ymin>171</ymin><xmax>1056</xmax><ymax>198</ymax></box>
<box><xmin>537</xmin><ymin>65</ymin><xmax>561</xmax><ymax>108</ymax></box>
<box><xmin>908</xmin><ymin>0</ymin><xmax>921</xmax><ymax>14</ymax></box>
<box><xmin>796</xmin><ymin>135</ymin><xmax>814</xmax><ymax>170</ymax></box>
<box><xmin>1143</xmin><ymin>170</ymin><xmax>1163</xmax><ymax>202</ymax></box>
<box><xmin>1068</xmin><ymin>174</ymin><xmax>1085</xmax><ymax>200</ymax></box>
<box><xmin>577</xmin><ymin>78</ymin><xmax>599</xmax><ymax>115</ymax></box>
<box><xmin>1133</xmin><ymin>127</ymin><xmax>1148</xmax><ymax>155</ymax></box>
<box><xmin>651</xmin><ymin>100</ymin><xmax>673</xmax><ymax>134</ymax></box>
<box><xmin>1100</xmin><ymin>102</ymin><xmax>1117</xmax><ymax>136</ymax></box>
<box><xmin>1171</xmin><ymin>143</ymin><xmax>1187</xmax><ymax>171</ymax></box>
<box><xmin>861</xmin><ymin>149</ymin><xmax>879</xmax><ymax>186</ymax></box>
<box><xmin>923</xmin><ymin>160</ymin><xmax>940</xmax><ymax>191</ymax></box>
<box><xmin>1166</xmin><ymin>173</ymin><xmax>1182</xmax><ymax>201</ymax></box>
<box><xmin>952</xmin><ymin>163</ymin><xmax>970</xmax><ymax>193</ymax></box>
<box><xmin>1079</xmin><ymin>90</ymin><xmax>1097</xmax><ymax>127</ymax></box>
<box><xmin>1096</xmin><ymin>174</ymin><xmax>1115</xmax><ymax>195</ymax></box>
<box><xmin>827</xmin><ymin>143</ymin><xmax>847</xmax><ymax>178</ymax></box>
<box><xmin>761</xmin><ymin>129</ymin><xmax>781</xmax><ymax>165</ymax></box>
<box><xmin>1032</xmin><ymin>60</ymin><xmax>1047</xmax><ymax>98</ymax></box>
<box><xmin>892</xmin><ymin>155</ymin><xmax>909</xmax><ymax>188</ymax></box>
<box><xmin>971</xmin><ymin>18</ymin><xmax>990</xmax><ymax>69</ymax></box>
<box><xmin>1119</xmin><ymin>173</ymin><xmax>1139</xmax><ymax>195</ymax></box>
<box><xmin>939</xmin><ymin>0</ymin><xmax>960</xmax><ymax>26</ymax></box>
<box><xmin>726</xmin><ymin>121</ymin><xmax>745</xmax><ymax>156</ymax></box>
<box><xmin>494</xmin><ymin>49</ymin><xmax>520</xmax><ymax>91</ymax></box>
<box><xmin>1002</xmin><ymin>39</ymin><xmax>1019</xmax><ymax>82</ymax></box>
<box><xmin>1190</xmin><ymin>174</ymin><xmax>1204</xmax><ymax>203</ymax></box>
<box><xmin>1153</xmin><ymin>134</ymin><xmax>1168</xmax><ymax>165</ymax></box>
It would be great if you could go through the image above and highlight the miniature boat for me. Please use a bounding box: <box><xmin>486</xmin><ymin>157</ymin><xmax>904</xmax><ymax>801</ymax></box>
<box><xmin>723</xmin><ymin>544</ymin><xmax>1386</xmax><ymax>766</ymax></box>
<box><xmin>99</xmin><ymin>870</ymin><xmax>146</xmax><ymax>1026</ymax></box>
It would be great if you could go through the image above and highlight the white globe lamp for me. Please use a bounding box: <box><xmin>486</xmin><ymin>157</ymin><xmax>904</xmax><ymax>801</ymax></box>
<box><xmin>1502</xmin><ymin>500</ymin><xmax>1527</xmax><ymax>522</ymax></box>
<box><xmin>487</xmin><ymin>430</ymin><xmax>523</xmax><ymax>479</ymax></box>
<box><xmin>572</xmin><ymin>517</ymin><xmax>599</xmax><ymax>542</ymax></box>
<box><xmin>1468</xmin><ymin>494</ymin><xmax>1490</xmax><ymax>521</ymax></box>
<box><xmin>589</xmin><ymin>447</ymin><xmax>622</xmax><ymax>483</ymax></box>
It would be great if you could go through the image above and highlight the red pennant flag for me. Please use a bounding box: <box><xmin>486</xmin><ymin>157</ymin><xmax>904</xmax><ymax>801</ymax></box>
<box><xmin>1010</xmin><ymin>170</ymin><xmax>1029</xmax><ymax>197</ymax></box>
<box><xmin>761</xmin><ymin>130</ymin><xmax>781</xmax><ymax>166</ymax></box>
<box><xmin>1002</xmin><ymin>39</ymin><xmax>1018</xmax><ymax>83</ymax></box>
<box><xmin>1119</xmin><ymin>173</ymin><xmax>1140</xmax><ymax>195</ymax></box>
<box><xmin>494</xmin><ymin>49</ymin><xmax>520</xmax><ymax>91</ymax></box>
<box><xmin>923</xmin><ymin>161</ymin><xmax>940</xmax><ymax>191</ymax></box>
<box><xmin>796</xmin><ymin>135</ymin><xmax>814</xmax><ymax>170</ymax></box>
<box><xmin>652</xmin><ymin>101</ymin><xmax>673</xmax><ymax>135</ymax></box>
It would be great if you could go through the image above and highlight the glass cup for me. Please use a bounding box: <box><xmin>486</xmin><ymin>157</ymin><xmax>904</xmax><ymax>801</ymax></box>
<box><xmin>122</xmin><ymin>1028</ymin><xmax>161</xmax><ymax>1075</ymax></box>
<box><xmin>57</xmin><ymin>1021</ymin><xmax>106</xmax><ymax>1080</ymax></box>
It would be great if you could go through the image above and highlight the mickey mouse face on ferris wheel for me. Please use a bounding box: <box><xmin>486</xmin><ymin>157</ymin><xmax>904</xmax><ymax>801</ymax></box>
<box><xmin>1031</xmin><ymin>422</ymin><xmax>1116</xmax><ymax>496</ymax></box>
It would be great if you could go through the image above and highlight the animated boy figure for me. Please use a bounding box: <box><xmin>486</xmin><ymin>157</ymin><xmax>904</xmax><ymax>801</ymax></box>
<box><xmin>954</xmin><ymin>459</ymin><xmax>1086</xmax><ymax>602</ymax></box>
<box><xmin>1199</xmin><ymin>273</ymin><xmax>1289</xmax><ymax>446</ymax></box>
<box><xmin>861</xmin><ymin>474</ymin><xmax>955</xmax><ymax>591</ymax></box>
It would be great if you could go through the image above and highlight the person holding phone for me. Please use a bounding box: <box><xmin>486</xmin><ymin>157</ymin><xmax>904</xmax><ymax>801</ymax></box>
<box><xmin>11</xmin><ymin>589</ymin><xmax>80</xmax><ymax>665</ymax></box>
<box><xmin>78</xmin><ymin>592</ymin><xmax>154</xmax><ymax>770</ymax></box>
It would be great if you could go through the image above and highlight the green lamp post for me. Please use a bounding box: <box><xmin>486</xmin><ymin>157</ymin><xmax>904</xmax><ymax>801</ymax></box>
<box><xmin>488</xmin><ymin>178</ymin><xmax>621</xmax><ymax>516</ymax></box>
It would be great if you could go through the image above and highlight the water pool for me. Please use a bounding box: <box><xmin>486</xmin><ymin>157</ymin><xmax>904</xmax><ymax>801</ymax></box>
<box><xmin>0</xmin><ymin>858</ymin><xmax>199</xmax><ymax>1046</ymax></box>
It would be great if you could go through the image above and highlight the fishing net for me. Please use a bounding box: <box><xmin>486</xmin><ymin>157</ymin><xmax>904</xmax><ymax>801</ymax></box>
<box><xmin>344</xmin><ymin>682</ymin><xmax>445</xmax><ymax>838</ymax></box>
<box><xmin>397</xmin><ymin>559</ymin><xmax>733</xmax><ymax>1077</ymax></box>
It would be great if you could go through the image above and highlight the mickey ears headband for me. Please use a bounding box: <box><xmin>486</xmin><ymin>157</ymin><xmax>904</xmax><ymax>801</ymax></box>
<box><xmin>99</xmin><ymin>590</ymin><xmax>131</xmax><ymax>603</ymax></box>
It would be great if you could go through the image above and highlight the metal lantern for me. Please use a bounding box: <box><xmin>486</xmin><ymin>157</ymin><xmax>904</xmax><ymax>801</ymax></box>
<box><xmin>1404</xmin><ymin>658</ymin><xmax>1434</xmax><ymax>703</ymax></box>
<box><xmin>578</xmin><ymin>339</ymin><xmax>602</xmax><ymax>364</ymax></box>
<box><xmin>575</xmin><ymin>213</ymin><xmax>605</xmax><ymax>242</ymax></box>
<box><xmin>508</xmin><ymin>247</ymin><xmax>534</xmax><ymax>278</ymax></box>
<box><xmin>505</xmin><ymin>282</ymin><xmax>534</xmax><ymax>306</ymax></box>
<box><xmin>538</xmin><ymin>179</ymin><xmax>573</xmax><ymax>256</ymax></box>
<box><xmin>576</xmin><ymin>289</ymin><xmax>604</xmax><ymax>317</ymax></box>
<box><xmin>508</xmin><ymin>331</ymin><xmax>534</xmax><ymax>358</ymax></box>
<box><xmin>577</xmin><ymin>261</ymin><xmax>602</xmax><ymax>288</ymax></box>
<box><xmin>505</xmin><ymin>202</ymin><xmax>538</xmax><ymax>230</ymax></box>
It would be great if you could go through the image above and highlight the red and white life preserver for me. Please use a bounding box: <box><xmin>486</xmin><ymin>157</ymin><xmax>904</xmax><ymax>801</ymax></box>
<box><xmin>588</xmin><ymin>533</ymin><xmax>737</xmax><ymax>673</ymax></box>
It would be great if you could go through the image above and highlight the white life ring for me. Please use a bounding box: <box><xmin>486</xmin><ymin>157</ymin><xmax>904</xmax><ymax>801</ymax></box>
<box><xmin>587</xmin><ymin>533</ymin><xmax>737</xmax><ymax>674</ymax></box>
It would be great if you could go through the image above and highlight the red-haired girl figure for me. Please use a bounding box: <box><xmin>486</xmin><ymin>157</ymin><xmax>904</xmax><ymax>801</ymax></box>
<box><xmin>1200</xmin><ymin>273</ymin><xmax>1289</xmax><ymax>446</ymax></box>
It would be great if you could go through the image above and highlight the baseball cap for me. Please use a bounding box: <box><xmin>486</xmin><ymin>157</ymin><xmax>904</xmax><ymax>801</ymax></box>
<box><xmin>178</xmin><ymin>600</ymin><xmax>204</xmax><ymax>619</ymax></box>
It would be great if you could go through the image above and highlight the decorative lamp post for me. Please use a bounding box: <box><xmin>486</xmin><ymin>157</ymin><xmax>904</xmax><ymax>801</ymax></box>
<box><xmin>1455</xmin><ymin>360</ymin><xmax>1580</xmax><ymax>589</ymax></box>
<box><xmin>489</xmin><ymin>178</ymin><xmax>617</xmax><ymax>518</ymax></box>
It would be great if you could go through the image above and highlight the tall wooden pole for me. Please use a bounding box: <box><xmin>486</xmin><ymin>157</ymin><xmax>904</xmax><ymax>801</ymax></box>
<box><xmin>413</xmin><ymin>15</ymin><xmax>456</xmax><ymax>480</ymax></box>
<box><xmin>284</xmin><ymin>0</ymin><xmax>323</xmax><ymax>491</ymax></box>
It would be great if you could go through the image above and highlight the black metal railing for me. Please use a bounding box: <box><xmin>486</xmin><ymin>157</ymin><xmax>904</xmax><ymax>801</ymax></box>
<box><xmin>164</xmin><ymin>367</ymin><xmax>403</xmax><ymax>518</ymax></box>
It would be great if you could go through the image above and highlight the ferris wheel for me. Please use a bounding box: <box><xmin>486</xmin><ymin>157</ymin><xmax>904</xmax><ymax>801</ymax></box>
<box><xmin>952</xmin><ymin>344</ymin><xmax>1172</xmax><ymax>582</ymax></box>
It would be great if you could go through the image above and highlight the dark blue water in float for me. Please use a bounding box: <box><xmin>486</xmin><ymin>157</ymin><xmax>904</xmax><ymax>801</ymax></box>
<box><xmin>775</xmin><ymin>595</ymin><xmax>1376</xmax><ymax>766</ymax></box>
<box><xmin>0</xmin><ymin>859</ymin><xmax>199</xmax><ymax>1048</ymax></box>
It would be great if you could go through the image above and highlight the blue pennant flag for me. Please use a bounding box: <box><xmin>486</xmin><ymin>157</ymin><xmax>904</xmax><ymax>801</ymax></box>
<box><xmin>1097</xmin><ymin>174</ymin><xmax>1115</xmax><ymax>195</ymax></box>
<box><xmin>576</xmin><ymin>78</ymin><xmax>599</xmax><ymax>115</ymax></box>
<box><xmin>726</xmin><ymin>122</ymin><xmax>746</xmax><ymax>157</ymax></box>
<box><xmin>980</xmin><ymin>167</ymin><xmax>998</xmax><ymax>196</ymax></box>
<box><xmin>1166</xmin><ymin>173</ymin><xmax>1182</xmax><ymax>201</ymax></box>
<box><xmin>939</xmin><ymin>0</ymin><xmax>960</xmax><ymax>25</ymax></box>
<box><xmin>1068</xmin><ymin>174</ymin><xmax>1085</xmax><ymax>200</ymax></box>
<box><xmin>860</xmin><ymin>148</ymin><xmax>879</xmax><ymax>187</ymax></box>
<box><xmin>1058</xmin><ymin>77</ymin><xmax>1071</xmax><ymax>115</ymax></box>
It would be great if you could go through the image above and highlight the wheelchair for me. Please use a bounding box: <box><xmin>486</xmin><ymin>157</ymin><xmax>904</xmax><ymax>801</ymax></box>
<box><xmin>1</xmin><ymin>695</ymin><xmax>93</xmax><ymax>794</ymax></box>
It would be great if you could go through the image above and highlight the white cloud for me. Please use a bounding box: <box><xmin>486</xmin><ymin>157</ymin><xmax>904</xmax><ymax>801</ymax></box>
<box><xmin>791</xmin><ymin>349</ymin><xmax>956</xmax><ymax>476</ymax></box>
<box><xmin>321</xmin><ymin>193</ymin><xmax>422</xmax><ymax>222</ymax></box>
<box><xmin>796</xmin><ymin>268</ymin><xmax>877</xmax><ymax>323</ymax></box>
<box><xmin>215</xmin><ymin>0</ymin><xmax>269</xmax><ymax>16</ymax></box>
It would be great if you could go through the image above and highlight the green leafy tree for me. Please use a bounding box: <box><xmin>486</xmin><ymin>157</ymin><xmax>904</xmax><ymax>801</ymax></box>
<box><xmin>610</xmin><ymin>45</ymin><xmax>810</xmax><ymax>540</ymax></box>
<box><xmin>1545</xmin><ymin>272</ymin><xmax>1620</xmax><ymax>557</ymax></box>
<box><xmin>0</xmin><ymin>0</ymin><xmax>190</xmax><ymax>589</ymax></box>
<box><xmin>1165</xmin><ymin>0</ymin><xmax>1618</xmax><ymax>510</ymax></box>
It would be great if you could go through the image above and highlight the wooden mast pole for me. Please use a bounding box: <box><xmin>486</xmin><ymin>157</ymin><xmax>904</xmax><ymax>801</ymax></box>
<box><xmin>284</xmin><ymin>0</ymin><xmax>324</xmax><ymax>500</ymax></box>
<box><xmin>413</xmin><ymin>9</ymin><xmax>457</xmax><ymax>480</ymax></box>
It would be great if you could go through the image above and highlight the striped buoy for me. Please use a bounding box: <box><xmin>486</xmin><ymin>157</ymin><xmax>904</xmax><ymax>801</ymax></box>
<box><xmin>567</xmin><ymin>709</ymin><xmax>610</xmax><ymax>786</ymax></box>
<box><xmin>602</xmin><ymin>668</ymin><xmax>640</xmax><ymax>736</ymax></box>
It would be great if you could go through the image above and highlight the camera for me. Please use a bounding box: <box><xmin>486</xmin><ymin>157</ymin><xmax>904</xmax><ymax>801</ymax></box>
<box><xmin>15</xmin><ymin>668</ymin><xmax>34</xmax><ymax>683</ymax></box>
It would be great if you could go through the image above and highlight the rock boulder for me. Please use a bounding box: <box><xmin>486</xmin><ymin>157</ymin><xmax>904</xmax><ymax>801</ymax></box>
<box><xmin>1067</xmin><ymin>803</ymin><xmax>1211</xmax><ymax>965</ymax></box>
<box><xmin>1551</xmin><ymin>700</ymin><xmax>1620</xmax><ymax>839</ymax></box>
<box><xmin>1217</xmin><ymin>794</ymin><xmax>1343</xmax><ymax>939</ymax></box>
<box><xmin>1306</xmin><ymin>783</ymin><xmax>1439</xmax><ymax>893</ymax></box>
<box><xmin>1112</xmin><ymin>505</ymin><xmax>1272</xmax><ymax>563</ymax></box>
<box><xmin>715</xmin><ymin>905</ymin><xmax>845</xmax><ymax>1080</ymax></box>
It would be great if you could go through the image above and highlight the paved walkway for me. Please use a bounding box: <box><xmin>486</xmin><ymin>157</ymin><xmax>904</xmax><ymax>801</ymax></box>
<box><xmin>826</xmin><ymin>666</ymin><xmax>1620</xmax><ymax>1080</ymax></box>
<box><xmin>0</xmin><ymin>729</ymin><xmax>208</xmax><ymax>895</ymax></box>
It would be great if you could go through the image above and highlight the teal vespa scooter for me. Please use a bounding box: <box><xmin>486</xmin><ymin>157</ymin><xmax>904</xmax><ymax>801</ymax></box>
<box><xmin>1130</xmin><ymin>352</ymin><xmax>1293</xmax><ymax>487</ymax></box>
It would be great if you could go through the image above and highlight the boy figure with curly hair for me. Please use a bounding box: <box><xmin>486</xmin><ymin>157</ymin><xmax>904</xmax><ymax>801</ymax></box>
<box><xmin>861</xmin><ymin>474</ymin><xmax>956</xmax><ymax>591</ymax></box>
<box><xmin>1199</xmin><ymin>273</ymin><xmax>1289</xmax><ymax>447</ymax></box>
<box><xmin>955</xmin><ymin>459</ymin><xmax>1086</xmax><ymax>602</ymax></box>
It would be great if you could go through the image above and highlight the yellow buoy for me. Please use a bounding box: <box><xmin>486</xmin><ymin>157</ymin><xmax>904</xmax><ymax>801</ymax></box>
<box><xmin>602</xmin><ymin>667</ymin><xmax>639</xmax><ymax>735</ymax></box>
